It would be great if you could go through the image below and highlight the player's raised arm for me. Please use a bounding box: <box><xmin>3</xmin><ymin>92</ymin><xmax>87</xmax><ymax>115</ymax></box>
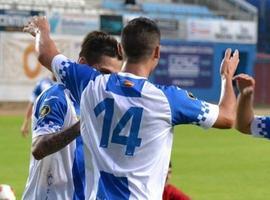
<box><xmin>235</xmin><ymin>74</ymin><xmax>270</xmax><ymax>139</ymax></box>
<box><xmin>157</xmin><ymin>48</ymin><xmax>239</xmax><ymax>129</ymax></box>
<box><xmin>23</xmin><ymin>16</ymin><xmax>59</xmax><ymax>71</ymax></box>
<box><xmin>212</xmin><ymin>48</ymin><xmax>239</xmax><ymax>128</ymax></box>
<box><xmin>234</xmin><ymin>74</ymin><xmax>255</xmax><ymax>134</ymax></box>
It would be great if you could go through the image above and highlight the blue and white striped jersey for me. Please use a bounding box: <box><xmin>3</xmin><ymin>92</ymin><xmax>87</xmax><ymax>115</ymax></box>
<box><xmin>251</xmin><ymin>116</ymin><xmax>270</xmax><ymax>139</ymax></box>
<box><xmin>30</xmin><ymin>77</ymin><xmax>54</xmax><ymax>103</ymax></box>
<box><xmin>22</xmin><ymin>84</ymin><xmax>85</xmax><ymax>200</ymax></box>
<box><xmin>52</xmin><ymin>54</ymin><xmax>219</xmax><ymax>200</ymax></box>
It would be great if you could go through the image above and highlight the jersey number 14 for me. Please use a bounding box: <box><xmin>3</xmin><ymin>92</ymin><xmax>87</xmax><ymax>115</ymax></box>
<box><xmin>94</xmin><ymin>98</ymin><xmax>143</xmax><ymax>156</ymax></box>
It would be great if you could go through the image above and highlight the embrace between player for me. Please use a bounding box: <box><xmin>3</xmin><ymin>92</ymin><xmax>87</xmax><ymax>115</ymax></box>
<box><xmin>22</xmin><ymin>15</ymin><xmax>262</xmax><ymax>200</ymax></box>
<box><xmin>22</xmin><ymin>30</ymin><xmax>122</xmax><ymax>199</ymax></box>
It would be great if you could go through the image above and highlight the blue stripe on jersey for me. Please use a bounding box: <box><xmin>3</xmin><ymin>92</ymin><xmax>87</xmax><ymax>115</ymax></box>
<box><xmin>97</xmin><ymin>171</ymin><xmax>130</xmax><ymax>200</ymax></box>
<box><xmin>106</xmin><ymin>74</ymin><xmax>145</xmax><ymax>97</ymax></box>
<box><xmin>156</xmin><ymin>85</ymin><xmax>207</xmax><ymax>126</ymax></box>
<box><xmin>33</xmin><ymin>84</ymin><xmax>67</xmax><ymax>131</ymax></box>
<box><xmin>71</xmin><ymin>98</ymin><xmax>85</xmax><ymax>200</ymax></box>
<box><xmin>72</xmin><ymin>136</ymin><xmax>85</xmax><ymax>200</ymax></box>
<box><xmin>94</xmin><ymin>98</ymin><xmax>143</xmax><ymax>156</ymax></box>
<box><xmin>57</xmin><ymin>60</ymin><xmax>100</xmax><ymax>104</ymax></box>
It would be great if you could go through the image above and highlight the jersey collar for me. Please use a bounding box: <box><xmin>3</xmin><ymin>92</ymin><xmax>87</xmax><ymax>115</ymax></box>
<box><xmin>117</xmin><ymin>72</ymin><xmax>147</xmax><ymax>79</ymax></box>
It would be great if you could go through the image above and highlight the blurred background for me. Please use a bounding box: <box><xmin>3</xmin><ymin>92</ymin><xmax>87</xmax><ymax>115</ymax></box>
<box><xmin>0</xmin><ymin>0</ymin><xmax>266</xmax><ymax>104</ymax></box>
<box><xmin>1</xmin><ymin>0</ymin><xmax>270</xmax><ymax>199</ymax></box>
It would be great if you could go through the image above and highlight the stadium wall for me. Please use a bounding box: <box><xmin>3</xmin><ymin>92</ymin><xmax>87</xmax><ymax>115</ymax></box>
<box><xmin>0</xmin><ymin>32</ymin><xmax>83</xmax><ymax>101</ymax></box>
<box><xmin>0</xmin><ymin>10</ymin><xmax>257</xmax><ymax>103</ymax></box>
<box><xmin>153</xmin><ymin>40</ymin><xmax>256</xmax><ymax>102</ymax></box>
<box><xmin>254</xmin><ymin>54</ymin><xmax>270</xmax><ymax>105</ymax></box>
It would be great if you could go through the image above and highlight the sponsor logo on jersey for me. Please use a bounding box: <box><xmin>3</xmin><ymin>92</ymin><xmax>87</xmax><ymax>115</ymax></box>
<box><xmin>44</xmin><ymin>96</ymin><xmax>59</xmax><ymax>102</ymax></box>
<box><xmin>40</xmin><ymin>105</ymin><xmax>51</xmax><ymax>117</ymax></box>
<box><xmin>186</xmin><ymin>91</ymin><xmax>196</xmax><ymax>100</ymax></box>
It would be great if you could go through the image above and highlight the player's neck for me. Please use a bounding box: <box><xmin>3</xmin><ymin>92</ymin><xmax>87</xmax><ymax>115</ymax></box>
<box><xmin>121</xmin><ymin>61</ymin><xmax>152</xmax><ymax>78</ymax></box>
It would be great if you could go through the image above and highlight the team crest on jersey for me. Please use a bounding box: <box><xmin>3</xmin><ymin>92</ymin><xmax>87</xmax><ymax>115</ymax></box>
<box><xmin>123</xmin><ymin>80</ymin><xmax>134</xmax><ymax>87</ymax></box>
<box><xmin>40</xmin><ymin>105</ymin><xmax>51</xmax><ymax>117</ymax></box>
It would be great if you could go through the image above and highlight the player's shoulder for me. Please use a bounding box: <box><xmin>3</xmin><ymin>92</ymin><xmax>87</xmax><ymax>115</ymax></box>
<box><xmin>41</xmin><ymin>84</ymin><xmax>65</xmax><ymax>97</ymax></box>
<box><xmin>34</xmin><ymin>84</ymin><xmax>68</xmax><ymax>118</ymax></box>
<box><xmin>152</xmin><ymin>83</ymin><xmax>190</xmax><ymax>98</ymax></box>
<box><xmin>53</xmin><ymin>54</ymin><xmax>99</xmax><ymax>73</ymax></box>
<box><xmin>101</xmin><ymin>72</ymin><xmax>146</xmax><ymax>97</ymax></box>
<box><xmin>154</xmin><ymin>84</ymin><xmax>181</xmax><ymax>92</ymax></box>
<box><xmin>37</xmin><ymin>84</ymin><xmax>67</xmax><ymax>107</ymax></box>
<box><xmin>53</xmin><ymin>54</ymin><xmax>101</xmax><ymax>83</ymax></box>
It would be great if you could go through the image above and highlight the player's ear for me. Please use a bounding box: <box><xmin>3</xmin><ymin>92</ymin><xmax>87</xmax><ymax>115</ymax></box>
<box><xmin>153</xmin><ymin>45</ymin><xmax>160</xmax><ymax>60</ymax></box>
<box><xmin>117</xmin><ymin>43</ymin><xmax>124</xmax><ymax>60</ymax></box>
<box><xmin>78</xmin><ymin>57</ymin><xmax>87</xmax><ymax>64</ymax></box>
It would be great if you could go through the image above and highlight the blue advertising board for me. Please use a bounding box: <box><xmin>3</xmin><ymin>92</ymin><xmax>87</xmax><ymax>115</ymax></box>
<box><xmin>154</xmin><ymin>40</ymin><xmax>214</xmax><ymax>88</ymax></box>
<box><xmin>0</xmin><ymin>9</ymin><xmax>44</xmax><ymax>32</ymax></box>
<box><xmin>153</xmin><ymin>40</ymin><xmax>256</xmax><ymax>102</ymax></box>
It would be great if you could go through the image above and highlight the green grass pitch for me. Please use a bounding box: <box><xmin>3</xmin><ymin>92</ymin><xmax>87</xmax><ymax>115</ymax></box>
<box><xmin>1</xmin><ymin>115</ymin><xmax>270</xmax><ymax>199</ymax></box>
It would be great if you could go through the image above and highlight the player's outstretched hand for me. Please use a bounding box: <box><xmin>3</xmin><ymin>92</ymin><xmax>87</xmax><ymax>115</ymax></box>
<box><xmin>234</xmin><ymin>73</ymin><xmax>255</xmax><ymax>96</ymax></box>
<box><xmin>23</xmin><ymin>20</ymin><xmax>38</xmax><ymax>37</ymax></box>
<box><xmin>23</xmin><ymin>16</ymin><xmax>50</xmax><ymax>37</ymax></box>
<box><xmin>220</xmin><ymin>48</ymin><xmax>239</xmax><ymax>78</ymax></box>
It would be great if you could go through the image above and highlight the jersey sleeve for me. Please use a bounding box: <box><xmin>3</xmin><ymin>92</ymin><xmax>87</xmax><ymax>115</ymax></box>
<box><xmin>51</xmin><ymin>54</ymin><xmax>100</xmax><ymax>103</ymax></box>
<box><xmin>32</xmin><ymin>94</ymin><xmax>67</xmax><ymax>138</ymax></box>
<box><xmin>251</xmin><ymin>116</ymin><xmax>270</xmax><ymax>139</ymax></box>
<box><xmin>161</xmin><ymin>86</ymin><xmax>219</xmax><ymax>128</ymax></box>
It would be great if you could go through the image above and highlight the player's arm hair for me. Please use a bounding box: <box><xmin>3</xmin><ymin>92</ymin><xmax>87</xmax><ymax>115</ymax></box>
<box><xmin>212</xmin><ymin>76</ymin><xmax>236</xmax><ymax>129</ymax></box>
<box><xmin>32</xmin><ymin>121</ymin><xmax>80</xmax><ymax>160</ymax></box>
<box><xmin>235</xmin><ymin>89</ymin><xmax>254</xmax><ymax>134</ymax></box>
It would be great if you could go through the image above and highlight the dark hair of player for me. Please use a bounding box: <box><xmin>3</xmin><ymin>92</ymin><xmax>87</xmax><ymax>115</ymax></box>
<box><xmin>121</xmin><ymin>17</ymin><xmax>161</xmax><ymax>63</ymax></box>
<box><xmin>79</xmin><ymin>31</ymin><xmax>121</xmax><ymax>65</ymax></box>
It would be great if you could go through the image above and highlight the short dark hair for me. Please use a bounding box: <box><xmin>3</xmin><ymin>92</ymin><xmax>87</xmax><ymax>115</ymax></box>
<box><xmin>79</xmin><ymin>31</ymin><xmax>121</xmax><ymax>65</ymax></box>
<box><xmin>121</xmin><ymin>17</ymin><xmax>160</xmax><ymax>63</ymax></box>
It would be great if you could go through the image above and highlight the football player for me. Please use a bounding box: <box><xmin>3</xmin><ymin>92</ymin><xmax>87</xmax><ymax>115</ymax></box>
<box><xmin>24</xmin><ymin>16</ymin><xmax>239</xmax><ymax>200</ymax></box>
<box><xmin>22</xmin><ymin>30</ymin><xmax>122</xmax><ymax>199</ymax></box>
<box><xmin>20</xmin><ymin>75</ymin><xmax>55</xmax><ymax>137</ymax></box>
